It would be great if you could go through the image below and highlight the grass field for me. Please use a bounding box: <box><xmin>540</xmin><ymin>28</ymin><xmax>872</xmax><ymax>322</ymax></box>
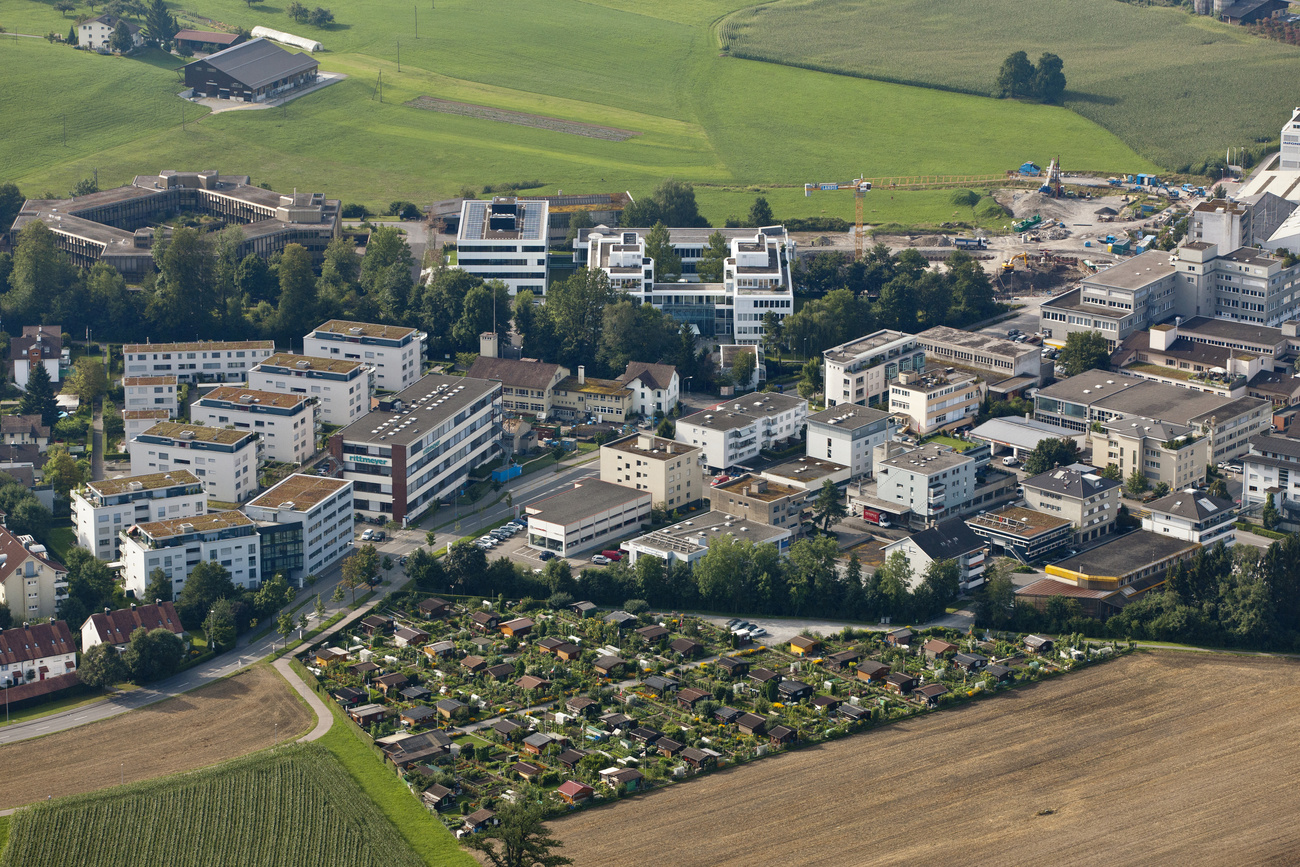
<box><xmin>0</xmin><ymin>0</ymin><xmax>1154</xmax><ymax>227</ymax></box>
<box><xmin>720</xmin><ymin>0</ymin><xmax>1299</xmax><ymax>172</ymax></box>
<box><xmin>0</xmin><ymin>744</ymin><xmax>425</xmax><ymax>867</ymax></box>
<box><xmin>0</xmin><ymin>666</ymin><xmax>310</xmax><ymax>810</ymax></box>
<box><xmin>554</xmin><ymin>653</ymin><xmax>1300</xmax><ymax>865</ymax></box>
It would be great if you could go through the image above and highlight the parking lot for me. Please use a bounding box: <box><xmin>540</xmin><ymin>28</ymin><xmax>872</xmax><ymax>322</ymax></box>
<box><xmin>465</xmin><ymin>521</ymin><xmax>616</xmax><ymax>576</ymax></box>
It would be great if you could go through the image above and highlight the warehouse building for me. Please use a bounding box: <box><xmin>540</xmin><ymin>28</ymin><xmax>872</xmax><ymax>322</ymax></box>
<box><xmin>182</xmin><ymin>38</ymin><xmax>319</xmax><ymax>102</ymax></box>
<box><xmin>526</xmin><ymin>480</ymin><xmax>651</xmax><ymax>558</ymax></box>
<box><xmin>328</xmin><ymin>374</ymin><xmax>502</xmax><ymax>524</ymax></box>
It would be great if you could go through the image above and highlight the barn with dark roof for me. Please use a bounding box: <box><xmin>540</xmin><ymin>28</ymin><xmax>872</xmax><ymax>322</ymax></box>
<box><xmin>183</xmin><ymin>38</ymin><xmax>318</xmax><ymax>102</ymax></box>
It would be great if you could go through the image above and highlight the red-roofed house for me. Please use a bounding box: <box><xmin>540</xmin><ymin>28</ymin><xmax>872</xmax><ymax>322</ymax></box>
<box><xmin>80</xmin><ymin>601</ymin><xmax>186</xmax><ymax>651</ymax></box>
<box><xmin>0</xmin><ymin>621</ymin><xmax>77</xmax><ymax>687</ymax></box>
<box><xmin>556</xmin><ymin>779</ymin><xmax>594</xmax><ymax>805</ymax></box>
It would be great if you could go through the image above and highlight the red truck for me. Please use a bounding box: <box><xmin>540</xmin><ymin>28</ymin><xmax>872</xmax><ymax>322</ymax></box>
<box><xmin>863</xmin><ymin>508</ymin><xmax>892</xmax><ymax>528</ymax></box>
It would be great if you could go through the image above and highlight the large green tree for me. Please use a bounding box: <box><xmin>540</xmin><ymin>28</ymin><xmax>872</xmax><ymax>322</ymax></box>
<box><xmin>544</xmin><ymin>267</ymin><xmax>615</xmax><ymax>370</ymax></box>
<box><xmin>6</xmin><ymin>221</ymin><xmax>79</xmax><ymax>327</ymax></box>
<box><xmin>1033</xmin><ymin>52</ymin><xmax>1067</xmax><ymax>104</ymax></box>
<box><xmin>748</xmin><ymin>196</ymin><xmax>775</xmax><ymax>228</ymax></box>
<box><xmin>1058</xmin><ymin>330</ymin><xmax>1111</xmax><ymax>376</ymax></box>
<box><xmin>79</xmin><ymin>643</ymin><xmax>129</xmax><ymax>690</ymax></box>
<box><xmin>996</xmin><ymin>50</ymin><xmax>1034</xmax><ymax>98</ymax></box>
<box><xmin>696</xmin><ymin>230</ymin><xmax>729</xmax><ymax>283</ymax></box>
<box><xmin>0</xmin><ymin>184</ymin><xmax>23</xmax><ymax>233</ymax></box>
<box><xmin>644</xmin><ymin>222</ymin><xmax>681</xmax><ymax>283</ymax></box>
<box><xmin>69</xmin><ymin>356</ymin><xmax>108</xmax><ymax>407</ymax></box>
<box><xmin>1022</xmin><ymin>437</ymin><xmax>1081</xmax><ymax>475</ymax></box>
<box><xmin>18</xmin><ymin>361</ymin><xmax>59</xmax><ymax>428</ymax></box>
<box><xmin>143</xmin><ymin>0</ymin><xmax>178</xmax><ymax>45</ymax></box>
<box><xmin>176</xmin><ymin>561</ymin><xmax>236</xmax><ymax>628</ymax></box>
<box><xmin>42</xmin><ymin>446</ymin><xmax>90</xmax><ymax>499</ymax></box>
<box><xmin>123</xmin><ymin>626</ymin><xmax>185</xmax><ymax>682</ymax></box>
<box><xmin>812</xmin><ymin>478</ymin><xmax>847</xmax><ymax>532</ymax></box>
<box><xmin>276</xmin><ymin>243</ymin><xmax>318</xmax><ymax>338</ymax></box>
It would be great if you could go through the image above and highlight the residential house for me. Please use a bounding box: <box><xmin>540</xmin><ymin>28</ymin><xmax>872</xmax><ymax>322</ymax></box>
<box><xmin>72</xmin><ymin>471</ymin><xmax>208</xmax><ymax>563</ymax></box>
<box><xmin>823</xmin><ymin>330</ymin><xmax>926</xmax><ymax>409</ymax></box>
<box><xmin>1141</xmin><ymin>490</ymin><xmax>1237</xmax><ymax>546</ymax></box>
<box><xmin>9</xmin><ymin>325</ymin><xmax>62</xmax><ymax>392</ymax></box>
<box><xmin>675</xmin><ymin>392</ymin><xmax>808</xmax><ymax>471</ymax></box>
<box><xmin>0</xmin><ymin>621</ymin><xmax>77</xmax><ymax>687</ymax></box>
<box><xmin>80</xmin><ymin>601</ymin><xmax>184</xmax><ymax>651</ymax></box>
<box><xmin>466</xmin><ymin>356</ymin><xmax>567</xmax><ymax>419</ymax></box>
<box><xmin>0</xmin><ymin>526</ymin><xmax>69</xmax><ymax>621</ymax></box>
<box><xmin>616</xmin><ymin>361</ymin><xmax>680</xmax><ymax>417</ymax></box>
<box><xmin>1020</xmin><ymin>467</ymin><xmax>1122</xmax><ymax>545</ymax></box>
<box><xmin>883</xmin><ymin>518</ymin><xmax>989</xmax><ymax>591</ymax></box>
<box><xmin>889</xmin><ymin>368</ymin><xmax>985</xmax><ymax>435</ymax></box>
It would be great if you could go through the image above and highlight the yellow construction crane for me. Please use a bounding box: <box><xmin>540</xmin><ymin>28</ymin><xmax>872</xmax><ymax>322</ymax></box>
<box><xmin>804</xmin><ymin>179</ymin><xmax>872</xmax><ymax>259</ymax></box>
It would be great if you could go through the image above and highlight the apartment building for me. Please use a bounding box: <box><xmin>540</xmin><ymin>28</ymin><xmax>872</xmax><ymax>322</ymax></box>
<box><xmin>580</xmin><ymin>226</ymin><xmax>795</xmax><ymax>345</ymax></box>
<box><xmin>1242</xmin><ymin>431</ymin><xmax>1300</xmax><ymax>507</ymax></box>
<box><xmin>0</xmin><ymin>621</ymin><xmax>77</xmax><ymax>688</ymax></box>
<box><xmin>119</xmin><ymin>511</ymin><xmax>262</xmax><ymax>599</ymax></box>
<box><xmin>81</xmin><ymin>602</ymin><xmax>185</xmax><ymax>651</ymax></box>
<box><xmin>873</xmin><ymin>443</ymin><xmax>976</xmax><ymax>526</ymax></box>
<box><xmin>123</xmin><ymin>410</ymin><xmax>172</xmax><ymax>444</ymax></box>
<box><xmin>244</xmin><ymin>474</ymin><xmax>354</xmax><ymax>579</ymax></box>
<box><xmin>72</xmin><ymin>470</ymin><xmax>208</xmax><ymax>562</ymax></box>
<box><xmin>1141</xmin><ymin>490</ymin><xmax>1236</xmax><ymax>546</ymax></box>
<box><xmin>889</xmin><ymin>369</ymin><xmax>984</xmax><ymax>435</ymax></box>
<box><xmin>882</xmin><ymin>519</ymin><xmax>988</xmax><ymax>590</ymax></box>
<box><xmin>617</xmin><ymin>362</ymin><xmax>680</xmax><ymax>417</ymax></box>
<box><xmin>328</xmin><ymin>374</ymin><xmax>502</xmax><ymax>524</ymax></box>
<box><xmin>1020</xmin><ymin>467</ymin><xmax>1120</xmax><ymax>544</ymax></box>
<box><xmin>0</xmin><ymin>528</ymin><xmax>69</xmax><ymax>621</ymax></box>
<box><xmin>303</xmin><ymin>320</ymin><xmax>426</xmax><ymax>394</ymax></box>
<box><xmin>823</xmin><ymin>330</ymin><xmax>925</xmax><ymax>409</ymax></box>
<box><xmin>915</xmin><ymin>326</ymin><xmax>1044</xmax><ymax>385</ymax></box>
<box><xmin>600</xmin><ymin>434</ymin><xmax>703</xmax><ymax>510</ymax></box>
<box><xmin>123</xmin><ymin>340</ymin><xmax>276</xmax><ymax>384</ymax></box>
<box><xmin>247</xmin><ymin>353</ymin><xmax>373</xmax><ymax>426</ymax></box>
<box><xmin>456</xmin><ymin>197</ymin><xmax>549</xmax><ymax>296</ymax></box>
<box><xmin>675</xmin><ymin>392</ymin><xmax>808</xmax><ymax>471</ymax></box>
<box><xmin>804</xmin><ymin>404</ymin><xmax>896</xmax><ymax>478</ymax></box>
<box><xmin>130</xmin><ymin>422</ymin><xmax>260</xmax><ymax>503</ymax></box>
<box><xmin>122</xmin><ymin>375</ymin><xmax>180</xmax><ymax>416</ymax></box>
<box><xmin>525</xmin><ymin>480</ymin><xmax>651</xmax><ymax>557</ymax></box>
<box><xmin>762</xmin><ymin>456</ymin><xmax>851</xmax><ymax>492</ymax></box>
<box><xmin>551</xmin><ymin>367</ymin><xmax>633</xmax><ymax>422</ymax></box>
<box><xmin>193</xmin><ymin>386</ymin><xmax>316</xmax><ymax>464</ymax></box>
<box><xmin>1090</xmin><ymin>416</ymin><xmax>1209</xmax><ymax>490</ymax></box>
<box><xmin>0</xmin><ymin>416</ymin><xmax>49</xmax><ymax>450</ymax></box>
<box><xmin>625</xmin><ymin>509</ymin><xmax>792</xmax><ymax>566</ymax></box>
<box><xmin>466</xmin><ymin>355</ymin><xmax>568</xmax><ymax>419</ymax></box>
<box><xmin>710</xmin><ymin>475</ymin><xmax>808</xmax><ymax>536</ymax></box>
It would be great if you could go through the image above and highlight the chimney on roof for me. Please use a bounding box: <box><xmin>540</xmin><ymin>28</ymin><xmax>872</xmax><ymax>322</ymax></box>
<box><xmin>578</xmin><ymin>366</ymin><xmax>585</xmax><ymax>385</ymax></box>
<box><xmin>130</xmin><ymin>603</ymin><xmax>136</xmax><ymax>610</ymax></box>
<box><xmin>480</xmin><ymin>331</ymin><xmax>499</xmax><ymax>359</ymax></box>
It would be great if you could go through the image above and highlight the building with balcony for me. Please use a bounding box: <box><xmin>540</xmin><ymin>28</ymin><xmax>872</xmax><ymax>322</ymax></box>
<box><xmin>1241</xmin><ymin>431</ymin><xmax>1300</xmax><ymax>508</ymax></box>
<box><xmin>889</xmin><ymin>368</ymin><xmax>984</xmax><ymax>435</ymax></box>
<box><xmin>72</xmin><ymin>470</ymin><xmax>208</xmax><ymax>562</ymax></box>
<box><xmin>823</xmin><ymin>330</ymin><xmax>925</xmax><ymax>409</ymax></box>
<box><xmin>328</xmin><ymin>373</ymin><xmax>502</xmax><ymax>524</ymax></box>
<box><xmin>882</xmin><ymin>518</ymin><xmax>988</xmax><ymax>590</ymax></box>
<box><xmin>578</xmin><ymin>226</ymin><xmax>795</xmax><ymax>345</ymax></box>
<box><xmin>1020</xmin><ymin>467</ymin><xmax>1121</xmax><ymax>545</ymax></box>
<box><xmin>247</xmin><ymin>353</ymin><xmax>373</xmax><ymax>427</ymax></box>
<box><xmin>122</xmin><ymin>375</ymin><xmax>180</xmax><ymax>416</ymax></box>
<box><xmin>710</xmin><ymin>474</ymin><xmax>809</xmax><ymax>536</ymax></box>
<box><xmin>303</xmin><ymin>320</ymin><xmax>426</xmax><ymax>394</ymax></box>
<box><xmin>525</xmin><ymin>480</ymin><xmax>651</xmax><ymax>557</ymax></box>
<box><xmin>873</xmin><ymin>443</ymin><xmax>976</xmax><ymax>526</ymax></box>
<box><xmin>193</xmin><ymin>386</ymin><xmax>316</xmax><ymax>465</ymax></box>
<box><xmin>551</xmin><ymin>367</ymin><xmax>634</xmax><ymax>422</ymax></box>
<box><xmin>600</xmin><ymin>434</ymin><xmax>703</xmax><ymax>511</ymax></box>
<box><xmin>675</xmin><ymin>393</ymin><xmax>807</xmax><ymax>472</ymax></box>
<box><xmin>1090</xmin><ymin>416</ymin><xmax>1210</xmax><ymax>491</ymax></box>
<box><xmin>123</xmin><ymin>410</ymin><xmax>172</xmax><ymax>444</ymax></box>
<box><xmin>129</xmin><ymin>422</ymin><xmax>261</xmax><ymax>504</ymax></box>
<box><xmin>119</xmin><ymin>511</ymin><xmax>262</xmax><ymax>599</ymax></box>
<box><xmin>966</xmin><ymin>506</ymin><xmax>1074</xmax><ymax>563</ymax></box>
<box><xmin>123</xmin><ymin>340</ymin><xmax>276</xmax><ymax>384</ymax></box>
<box><xmin>467</xmin><ymin>353</ymin><xmax>567</xmax><ymax>419</ymax></box>
<box><xmin>456</xmin><ymin>197</ymin><xmax>549</xmax><ymax>296</ymax></box>
<box><xmin>624</xmin><ymin>509</ymin><xmax>792</xmax><ymax>566</ymax></box>
<box><xmin>244</xmin><ymin>474</ymin><xmax>354</xmax><ymax>581</ymax></box>
<box><xmin>804</xmin><ymin>404</ymin><xmax>897</xmax><ymax>478</ymax></box>
<box><xmin>1141</xmin><ymin>490</ymin><xmax>1236</xmax><ymax>546</ymax></box>
<box><xmin>0</xmin><ymin>528</ymin><xmax>69</xmax><ymax>621</ymax></box>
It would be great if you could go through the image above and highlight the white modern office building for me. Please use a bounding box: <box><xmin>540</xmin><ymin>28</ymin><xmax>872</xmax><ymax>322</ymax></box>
<box><xmin>244</xmin><ymin>474</ymin><xmax>354</xmax><ymax>577</ymax></box>
<box><xmin>122</xmin><ymin>340</ymin><xmax>276</xmax><ymax>384</ymax></box>
<box><xmin>303</xmin><ymin>320</ymin><xmax>426</xmax><ymax>394</ymax></box>
<box><xmin>119</xmin><ymin>511</ymin><xmax>262</xmax><ymax>599</ymax></box>
<box><xmin>625</xmin><ymin>509</ymin><xmax>792</xmax><ymax>566</ymax></box>
<box><xmin>72</xmin><ymin>470</ymin><xmax>208</xmax><ymax>562</ymax></box>
<box><xmin>675</xmin><ymin>392</ymin><xmax>808</xmax><ymax>471</ymax></box>
<box><xmin>129</xmin><ymin>422</ymin><xmax>261</xmax><ymax>503</ymax></box>
<box><xmin>247</xmin><ymin>353</ymin><xmax>373</xmax><ymax>427</ymax></box>
<box><xmin>823</xmin><ymin>330</ymin><xmax>926</xmax><ymax>409</ymax></box>
<box><xmin>804</xmin><ymin>404</ymin><xmax>897</xmax><ymax>478</ymax></box>
<box><xmin>525</xmin><ymin>479</ymin><xmax>651</xmax><ymax>557</ymax></box>
<box><xmin>193</xmin><ymin>386</ymin><xmax>317</xmax><ymax>465</ymax></box>
<box><xmin>456</xmin><ymin>197</ymin><xmax>549</xmax><ymax>296</ymax></box>
<box><xmin>329</xmin><ymin>373</ymin><xmax>502</xmax><ymax>524</ymax></box>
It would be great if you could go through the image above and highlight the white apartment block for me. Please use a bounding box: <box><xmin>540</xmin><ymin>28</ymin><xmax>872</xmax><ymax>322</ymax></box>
<box><xmin>823</xmin><ymin>330</ymin><xmax>926</xmax><ymax>409</ymax></box>
<box><xmin>123</xmin><ymin>410</ymin><xmax>172</xmax><ymax>444</ymax></box>
<box><xmin>330</xmin><ymin>374</ymin><xmax>502</xmax><ymax>524</ymax></box>
<box><xmin>804</xmin><ymin>404</ymin><xmax>897</xmax><ymax>478</ymax></box>
<box><xmin>247</xmin><ymin>353</ymin><xmax>373</xmax><ymax>427</ymax></box>
<box><xmin>874</xmin><ymin>443</ymin><xmax>976</xmax><ymax>525</ymax></box>
<box><xmin>303</xmin><ymin>320</ymin><xmax>426</xmax><ymax>394</ymax></box>
<box><xmin>130</xmin><ymin>422</ymin><xmax>260</xmax><ymax>503</ymax></box>
<box><xmin>580</xmin><ymin>226</ymin><xmax>795</xmax><ymax>346</ymax></box>
<box><xmin>123</xmin><ymin>340</ymin><xmax>276</xmax><ymax>384</ymax></box>
<box><xmin>72</xmin><ymin>470</ymin><xmax>208</xmax><ymax>562</ymax></box>
<box><xmin>122</xmin><ymin>375</ymin><xmax>179</xmax><ymax>416</ymax></box>
<box><xmin>889</xmin><ymin>369</ymin><xmax>984</xmax><ymax>435</ymax></box>
<box><xmin>525</xmin><ymin>480</ymin><xmax>652</xmax><ymax>557</ymax></box>
<box><xmin>193</xmin><ymin>386</ymin><xmax>317</xmax><ymax>465</ymax></box>
<box><xmin>120</xmin><ymin>511</ymin><xmax>262</xmax><ymax>599</ymax></box>
<box><xmin>244</xmin><ymin>474</ymin><xmax>354</xmax><ymax>578</ymax></box>
<box><xmin>1141</xmin><ymin>490</ymin><xmax>1236</xmax><ymax>547</ymax></box>
<box><xmin>675</xmin><ymin>392</ymin><xmax>808</xmax><ymax>471</ymax></box>
<box><xmin>1242</xmin><ymin>432</ymin><xmax>1300</xmax><ymax>508</ymax></box>
<box><xmin>1090</xmin><ymin>416</ymin><xmax>1209</xmax><ymax>491</ymax></box>
<box><xmin>456</xmin><ymin>197</ymin><xmax>549</xmax><ymax>296</ymax></box>
<box><xmin>600</xmin><ymin>434</ymin><xmax>704</xmax><ymax>510</ymax></box>
<box><xmin>0</xmin><ymin>528</ymin><xmax>69</xmax><ymax>621</ymax></box>
<box><xmin>1281</xmin><ymin>107</ymin><xmax>1300</xmax><ymax>171</ymax></box>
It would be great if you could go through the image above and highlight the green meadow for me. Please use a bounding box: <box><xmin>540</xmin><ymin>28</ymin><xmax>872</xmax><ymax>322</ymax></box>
<box><xmin>1</xmin><ymin>0</ymin><xmax>1156</xmax><ymax>226</ymax></box>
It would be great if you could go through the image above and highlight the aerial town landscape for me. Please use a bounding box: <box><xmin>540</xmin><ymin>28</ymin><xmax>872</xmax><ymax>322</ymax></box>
<box><xmin>1</xmin><ymin>0</ymin><xmax>1300</xmax><ymax>863</ymax></box>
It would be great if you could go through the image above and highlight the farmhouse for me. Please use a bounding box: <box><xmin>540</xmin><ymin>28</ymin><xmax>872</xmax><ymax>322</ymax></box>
<box><xmin>78</xmin><ymin>13</ymin><xmax>142</xmax><ymax>51</ymax></box>
<box><xmin>184</xmin><ymin>39</ymin><xmax>320</xmax><ymax>102</ymax></box>
<box><xmin>80</xmin><ymin>601</ymin><xmax>185</xmax><ymax>651</ymax></box>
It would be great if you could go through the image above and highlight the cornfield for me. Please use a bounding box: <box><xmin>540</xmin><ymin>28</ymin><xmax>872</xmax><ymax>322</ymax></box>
<box><xmin>1</xmin><ymin>746</ymin><xmax>424</xmax><ymax>867</ymax></box>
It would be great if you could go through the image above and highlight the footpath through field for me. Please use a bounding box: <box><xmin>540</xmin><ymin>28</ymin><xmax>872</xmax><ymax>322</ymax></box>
<box><xmin>274</xmin><ymin>657</ymin><xmax>333</xmax><ymax>742</ymax></box>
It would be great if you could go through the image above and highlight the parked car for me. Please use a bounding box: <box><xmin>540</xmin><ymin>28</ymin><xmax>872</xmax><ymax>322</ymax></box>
<box><xmin>360</xmin><ymin>529</ymin><xmax>375</xmax><ymax>541</ymax></box>
<box><xmin>538</xmin><ymin>551</ymin><xmax>557</xmax><ymax>561</ymax></box>
<box><xmin>730</xmin><ymin>621</ymin><xmax>751</xmax><ymax>635</ymax></box>
<box><xmin>373</xmin><ymin>530</ymin><xmax>386</xmax><ymax>542</ymax></box>
<box><xmin>748</xmin><ymin>626</ymin><xmax>768</xmax><ymax>638</ymax></box>
<box><xmin>600</xmin><ymin>550</ymin><xmax>623</xmax><ymax>562</ymax></box>
<box><xmin>1002</xmin><ymin>456</ymin><xmax>1020</xmax><ymax>467</ymax></box>
<box><xmin>591</xmin><ymin>554</ymin><xmax>610</xmax><ymax>565</ymax></box>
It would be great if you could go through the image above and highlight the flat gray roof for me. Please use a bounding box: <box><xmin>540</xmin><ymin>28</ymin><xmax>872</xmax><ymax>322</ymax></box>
<box><xmin>527</xmin><ymin>480</ymin><xmax>649</xmax><ymax>527</ymax></box>
<box><xmin>822</xmin><ymin>330</ymin><xmax>915</xmax><ymax>364</ymax></box>
<box><xmin>969</xmin><ymin>416</ymin><xmax>1081</xmax><ymax>451</ymax></box>
<box><xmin>1082</xmin><ymin>250</ymin><xmax>1177</xmax><ymax>292</ymax></box>
<box><xmin>1051</xmin><ymin>530</ymin><xmax>1198</xmax><ymax>578</ymax></box>
<box><xmin>764</xmin><ymin>456</ymin><xmax>848</xmax><ymax>483</ymax></box>
<box><xmin>806</xmin><ymin>404</ymin><xmax>892</xmax><ymax>431</ymax></box>
<box><xmin>679</xmin><ymin>393</ymin><xmax>806</xmax><ymax>432</ymax></box>
<box><xmin>916</xmin><ymin>325</ymin><xmax>1040</xmax><ymax>361</ymax></box>
<box><xmin>336</xmin><ymin>374</ymin><xmax>498</xmax><ymax>448</ymax></box>
<box><xmin>1095</xmin><ymin>382</ymin><xmax>1251</xmax><ymax>426</ymax></box>
<box><xmin>1178</xmin><ymin>316</ymin><xmax>1287</xmax><ymax>348</ymax></box>
<box><xmin>1036</xmin><ymin>370</ymin><xmax>1143</xmax><ymax>405</ymax></box>
<box><xmin>631</xmin><ymin>509</ymin><xmax>787</xmax><ymax>556</ymax></box>
<box><xmin>879</xmin><ymin>443</ymin><xmax>971</xmax><ymax>473</ymax></box>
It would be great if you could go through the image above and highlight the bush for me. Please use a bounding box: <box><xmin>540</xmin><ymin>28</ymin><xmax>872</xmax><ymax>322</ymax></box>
<box><xmin>949</xmin><ymin>189</ymin><xmax>980</xmax><ymax>207</ymax></box>
<box><xmin>975</xmin><ymin>197</ymin><xmax>1007</xmax><ymax>219</ymax></box>
<box><xmin>387</xmin><ymin>201</ymin><xmax>421</xmax><ymax>220</ymax></box>
<box><xmin>341</xmin><ymin>203</ymin><xmax>369</xmax><ymax>219</ymax></box>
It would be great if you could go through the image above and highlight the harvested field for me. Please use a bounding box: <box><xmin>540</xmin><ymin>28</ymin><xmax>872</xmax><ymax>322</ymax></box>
<box><xmin>554</xmin><ymin>653</ymin><xmax>1300</xmax><ymax>865</ymax></box>
<box><xmin>405</xmin><ymin>96</ymin><xmax>642</xmax><ymax>141</ymax></box>
<box><xmin>0</xmin><ymin>666</ymin><xmax>311</xmax><ymax>810</ymax></box>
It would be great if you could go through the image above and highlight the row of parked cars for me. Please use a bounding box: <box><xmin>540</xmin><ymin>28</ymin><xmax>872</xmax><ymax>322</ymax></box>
<box><xmin>476</xmin><ymin>520</ymin><xmax>528</xmax><ymax>550</ymax></box>
<box><xmin>726</xmin><ymin>618</ymin><xmax>768</xmax><ymax>641</ymax></box>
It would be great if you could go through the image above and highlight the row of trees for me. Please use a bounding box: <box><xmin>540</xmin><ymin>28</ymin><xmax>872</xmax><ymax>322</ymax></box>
<box><xmin>996</xmin><ymin>51</ymin><xmax>1067</xmax><ymax>104</ymax></box>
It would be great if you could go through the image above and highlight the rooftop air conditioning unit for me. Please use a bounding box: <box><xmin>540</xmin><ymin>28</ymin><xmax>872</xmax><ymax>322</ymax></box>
<box><xmin>349</xmin><ymin>327</ymin><xmax>363</xmax><ymax>335</ymax></box>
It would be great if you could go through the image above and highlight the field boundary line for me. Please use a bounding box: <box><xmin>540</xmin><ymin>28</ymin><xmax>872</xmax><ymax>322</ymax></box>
<box><xmin>272</xmin><ymin>658</ymin><xmax>333</xmax><ymax>742</ymax></box>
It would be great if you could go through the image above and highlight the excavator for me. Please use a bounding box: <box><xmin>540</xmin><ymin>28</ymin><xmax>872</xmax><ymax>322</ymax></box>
<box><xmin>1002</xmin><ymin>253</ymin><xmax>1032</xmax><ymax>273</ymax></box>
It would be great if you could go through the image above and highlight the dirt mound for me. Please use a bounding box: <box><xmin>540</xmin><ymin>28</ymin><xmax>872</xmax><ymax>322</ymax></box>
<box><xmin>998</xmin><ymin>190</ymin><xmax>1077</xmax><ymax>222</ymax></box>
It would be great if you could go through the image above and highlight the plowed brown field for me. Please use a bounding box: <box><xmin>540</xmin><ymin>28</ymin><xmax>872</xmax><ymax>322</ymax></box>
<box><xmin>0</xmin><ymin>666</ymin><xmax>311</xmax><ymax>810</ymax></box>
<box><xmin>554</xmin><ymin>653</ymin><xmax>1300</xmax><ymax>865</ymax></box>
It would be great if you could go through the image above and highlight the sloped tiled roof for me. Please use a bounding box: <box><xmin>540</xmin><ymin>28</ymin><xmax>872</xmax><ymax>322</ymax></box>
<box><xmin>84</xmin><ymin>602</ymin><xmax>184</xmax><ymax>646</ymax></box>
<box><xmin>0</xmin><ymin>621</ymin><xmax>75</xmax><ymax>665</ymax></box>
